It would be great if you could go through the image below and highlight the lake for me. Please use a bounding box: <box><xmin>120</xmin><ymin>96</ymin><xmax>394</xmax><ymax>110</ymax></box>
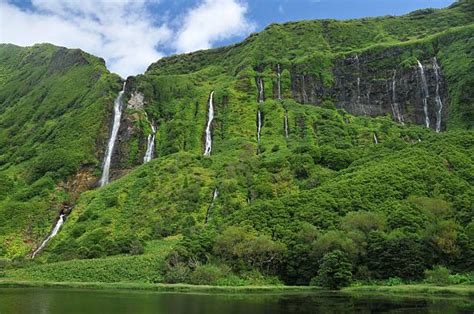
<box><xmin>0</xmin><ymin>287</ymin><xmax>472</xmax><ymax>314</ymax></box>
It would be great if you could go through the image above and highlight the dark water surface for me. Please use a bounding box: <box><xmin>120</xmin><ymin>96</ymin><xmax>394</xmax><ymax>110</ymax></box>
<box><xmin>0</xmin><ymin>287</ymin><xmax>473</xmax><ymax>314</ymax></box>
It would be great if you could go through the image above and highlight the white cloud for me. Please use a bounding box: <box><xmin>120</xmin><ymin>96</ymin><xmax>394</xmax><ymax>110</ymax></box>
<box><xmin>0</xmin><ymin>0</ymin><xmax>170</xmax><ymax>77</ymax></box>
<box><xmin>0</xmin><ymin>0</ymin><xmax>254</xmax><ymax>77</ymax></box>
<box><xmin>175</xmin><ymin>0</ymin><xmax>254</xmax><ymax>53</ymax></box>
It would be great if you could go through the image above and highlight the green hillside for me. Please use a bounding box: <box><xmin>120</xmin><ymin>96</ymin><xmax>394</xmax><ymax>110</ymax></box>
<box><xmin>1</xmin><ymin>1</ymin><xmax>473</xmax><ymax>288</ymax></box>
<box><xmin>0</xmin><ymin>44</ymin><xmax>120</xmax><ymax>257</ymax></box>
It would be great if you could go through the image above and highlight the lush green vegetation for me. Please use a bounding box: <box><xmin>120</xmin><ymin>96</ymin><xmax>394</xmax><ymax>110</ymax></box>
<box><xmin>0</xmin><ymin>43</ymin><xmax>121</xmax><ymax>257</ymax></box>
<box><xmin>0</xmin><ymin>1</ymin><xmax>473</xmax><ymax>290</ymax></box>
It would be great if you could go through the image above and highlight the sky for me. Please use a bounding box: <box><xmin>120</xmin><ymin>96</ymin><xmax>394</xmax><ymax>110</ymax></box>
<box><xmin>0</xmin><ymin>0</ymin><xmax>455</xmax><ymax>78</ymax></box>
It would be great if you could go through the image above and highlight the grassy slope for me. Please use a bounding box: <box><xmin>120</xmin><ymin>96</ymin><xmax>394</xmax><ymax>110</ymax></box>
<box><xmin>0</xmin><ymin>44</ymin><xmax>120</xmax><ymax>257</ymax></box>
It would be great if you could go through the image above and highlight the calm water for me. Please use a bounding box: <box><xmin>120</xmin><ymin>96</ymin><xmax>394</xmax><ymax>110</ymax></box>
<box><xmin>0</xmin><ymin>288</ymin><xmax>473</xmax><ymax>314</ymax></box>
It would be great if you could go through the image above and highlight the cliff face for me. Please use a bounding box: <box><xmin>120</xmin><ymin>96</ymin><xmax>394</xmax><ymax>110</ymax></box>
<box><xmin>99</xmin><ymin>3</ymin><xmax>474</xmax><ymax>186</ymax></box>
<box><xmin>289</xmin><ymin>52</ymin><xmax>448</xmax><ymax>131</ymax></box>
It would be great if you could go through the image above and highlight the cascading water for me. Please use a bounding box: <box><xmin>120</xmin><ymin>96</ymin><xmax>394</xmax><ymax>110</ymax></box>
<box><xmin>416</xmin><ymin>60</ymin><xmax>430</xmax><ymax>129</ymax></box>
<box><xmin>284</xmin><ymin>110</ymin><xmax>289</xmax><ymax>138</ymax></box>
<box><xmin>432</xmin><ymin>57</ymin><xmax>443</xmax><ymax>133</ymax></box>
<box><xmin>205</xmin><ymin>188</ymin><xmax>219</xmax><ymax>224</ymax></box>
<box><xmin>100</xmin><ymin>83</ymin><xmax>126</xmax><ymax>187</ymax></box>
<box><xmin>355</xmin><ymin>54</ymin><xmax>361</xmax><ymax>108</ymax></box>
<box><xmin>256</xmin><ymin>78</ymin><xmax>264</xmax><ymax>154</ymax></box>
<box><xmin>32</xmin><ymin>214</ymin><xmax>65</xmax><ymax>258</ymax></box>
<box><xmin>257</xmin><ymin>110</ymin><xmax>262</xmax><ymax>152</ymax></box>
<box><xmin>143</xmin><ymin>122</ymin><xmax>156</xmax><ymax>163</ymax></box>
<box><xmin>391</xmin><ymin>70</ymin><xmax>404</xmax><ymax>124</ymax></box>
<box><xmin>203</xmin><ymin>91</ymin><xmax>215</xmax><ymax>156</ymax></box>
<box><xmin>277</xmin><ymin>64</ymin><xmax>282</xmax><ymax>100</ymax></box>
<box><xmin>257</xmin><ymin>77</ymin><xmax>264</xmax><ymax>103</ymax></box>
<box><xmin>373</xmin><ymin>133</ymin><xmax>379</xmax><ymax>144</ymax></box>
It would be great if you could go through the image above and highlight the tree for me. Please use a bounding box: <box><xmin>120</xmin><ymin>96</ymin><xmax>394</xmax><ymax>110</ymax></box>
<box><xmin>314</xmin><ymin>250</ymin><xmax>352</xmax><ymax>290</ymax></box>
<box><xmin>341</xmin><ymin>211</ymin><xmax>386</xmax><ymax>234</ymax></box>
<box><xmin>213</xmin><ymin>226</ymin><xmax>286</xmax><ymax>274</ymax></box>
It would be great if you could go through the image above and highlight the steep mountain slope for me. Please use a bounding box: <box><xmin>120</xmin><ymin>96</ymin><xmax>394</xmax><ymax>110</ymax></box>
<box><xmin>1</xmin><ymin>1</ymin><xmax>473</xmax><ymax>286</ymax></box>
<box><xmin>0</xmin><ymin>44</ymin><xmax>120</xmax><ymax>257</ymax></box>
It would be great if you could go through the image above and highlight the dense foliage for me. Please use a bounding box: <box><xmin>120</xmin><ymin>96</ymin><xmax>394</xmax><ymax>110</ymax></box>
<box><xmin>1</xmin><ymin>1</ymin><xmax>473</xmax><ymax>288</ymax></box>
<box><xmin>0</xmin><ymin>44</ymin><xmax>121</xmax><ymax>257</ymax></box>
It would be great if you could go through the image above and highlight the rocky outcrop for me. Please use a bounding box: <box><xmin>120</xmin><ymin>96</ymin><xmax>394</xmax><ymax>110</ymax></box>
<box><xmin>127</xmin><ymin>92</ymin><xmax>145</xmax><ymax>110</ymax></box>
<box><xmin>105</xmin><ymin>87</ymin><xmax>150</xmax><ymax>182</ymax></box>
<box><xmin>287</xmin><ymin>48</ymin><xmax>449</xmax><ymax>131</ymax></box>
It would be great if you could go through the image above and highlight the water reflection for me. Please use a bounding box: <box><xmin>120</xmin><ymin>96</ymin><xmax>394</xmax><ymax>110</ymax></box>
<box><xmin>0</xmin><ymin>288</ymin><xmax>472</xmax><ymax>314</ymax></box>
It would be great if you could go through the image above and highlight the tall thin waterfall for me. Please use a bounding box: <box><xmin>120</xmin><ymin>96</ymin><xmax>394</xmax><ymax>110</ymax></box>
<box><xmin>284</xmin><ymin>111</ymin><xmax>289</xmax><ymax>138</ymax></box>
<box><xmin>355</xmin><ymin>54</ymin><xmax>361</xmax><ymax>106</ymax></box>
<box><xmin>143</xmin><ymin>122</ymin><xmax>156</xmax><ymax>163</ymax></box>
<box><xmin>100</xmin><ymin>83</ymin><xmax>126</xmax><ymax>187</ymax></box>
<box><xmin>416</xmin><ymin>60</ymin><xmax>430</xmax><ymax>128</ymax></box>
<box><xmin>204</xmin><ymin>91</ymin><xmax>215</xmax><ymax>156</ymax></box>
<box><xmin>432</xmin><ymin>57</ymin><xmax>443</xmax><ymax>133</ymax></box>
<box><xmin>391</xmin><ymin>70</ymin><xmax>404</xmax><ymax>124</ymax></box>
<box><xmin>257</xmin><ymin>77</ymin><xmax>264</xmax><ymax>103</ymax></box>
<box><xmin>277</xmin><ymin>64</ymin><xmax>282</xmax><ymax>100</ymax></box>
<box><xmin>32</xmin><ymin>214</ymin><xmax>65</xmax><ymax>258</ymax></box>
<box><xmin>257</xmin><ymin>110</ymin><xmax>262</xmax><ymax>148</ymax></box>
<box><xmin>205</xmin><ymin>188</ymin><xmax>219</xmax><ymax>224</ymax></box>
<box><xmin>373</xmin><ymin>133</ymin><xmax>379</xmax><ymax>144</ymax></box>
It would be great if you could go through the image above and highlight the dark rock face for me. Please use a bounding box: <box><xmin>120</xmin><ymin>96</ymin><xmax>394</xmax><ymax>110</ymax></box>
<box><xmin>288</xmin><ymin>48</ymin><xmax>449</xmax><ymax>131</ymax></box>
<box><xmin>48</xmin><ymin>48</ymin><xmax>89</xmax><ymax>74</ymax></box>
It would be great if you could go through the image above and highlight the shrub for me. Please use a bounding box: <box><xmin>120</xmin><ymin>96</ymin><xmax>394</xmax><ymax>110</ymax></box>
<box><xmin>189</xmin><ymin>264</ymin><xmax>225</xmax><ymax>285</ymax></box>
<box><xmin>424</xmin><ymin>265</ymin><xmax>452</xmax><ymax>285</ymax></box>
<box><xmin>448</xmin><ymin>273</ymin><xmax>474</xmax><ymax>285</ymax></box>
<box><xmin>385</xmin><ymin>277</ymin><xmax>404</xmax><ymax>286</ymax></box>
<box><xmin>315</xmin><ymin>250</ymin><xmax>352</xmax><ymax>290</ymax></box>
<box><xmin>164</xmin><ymin>262</ymin><xmax>190</xmax><ymax>284</ymax></box>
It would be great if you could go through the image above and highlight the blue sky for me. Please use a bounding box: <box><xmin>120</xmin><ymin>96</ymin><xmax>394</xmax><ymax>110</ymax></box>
<box><xmin>0</xmin><ymin>0</ymin><xmax>454</xmax><ymax>77</ymax></box>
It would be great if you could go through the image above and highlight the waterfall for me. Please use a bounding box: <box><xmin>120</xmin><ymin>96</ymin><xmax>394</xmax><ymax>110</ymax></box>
<box><xmin>391</xmin><ymin>70</ymin><xmax>404</xmax><ymax>124</ymax></box>
<box><xmin>416</xmin><ymin>60</ymin><xmax>430</xmax><ymax>129</ymax></box>
<box><xmin>432</xmin><ymin>57</ymin><xmax>443</xmax><ymax>133</ymax></box>
<box><xmin>257</xmin><ymin>110</ymin><xmax>262</xmax><ymax>152</ymax></box>
<box><xmin>203</xmin><ymin>91</ymin><xmax>215</xmax><ymax>156</ymax></box>
<box><xmin>277</xmin><ymin>64</ymin><xmax>282</xmax><ymax>100</ymax></box>
<box><xmin>373</xmin><ymin>133</ymin><xmax>379</xmax><ymax>144</ymax></box>
<box><xmin>32</xmin><ymin>214</ymin><xmax>65</xmax><ymax>258</ymax></box>
<box><xmin>257</xmin><ymin>77</ymin><xmax>264</xmax><ymax>103</ymax></box>
<box><xmin>355</xmin><ymin>54</ymin><xmax>361</xmax><ymax>104</ymax></box>
<box><xmin>100</xmin><ymin>83</ymin><xmax>126</xmax><ymax>187</ymax></box>
<box><xmin>205</xmin><ymin>188</ymin><xmax>219</xmax><ymax>224</ymax></box>
<box><xmin>284</xmin><ymin>110</ymin><xmax>289</xmax><ymax>138</ymax></box>
<box><xmin>143</xmin><ymin>122</ymin><xmax>156</xmax><ymax>163</ymax></box>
